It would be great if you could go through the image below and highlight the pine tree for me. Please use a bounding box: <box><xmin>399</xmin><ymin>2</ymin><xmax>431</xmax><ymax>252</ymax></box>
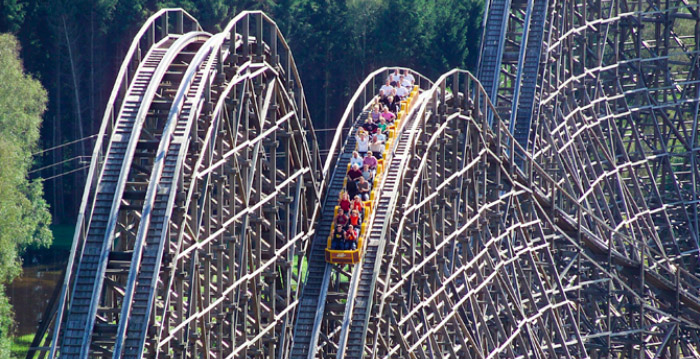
<box><xmin>0</xmin><ymin>33</ymin><xmax>52</xmax><ymax>357</ymax></box>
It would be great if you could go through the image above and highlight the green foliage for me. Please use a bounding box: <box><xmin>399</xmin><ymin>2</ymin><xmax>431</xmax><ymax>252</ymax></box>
<box><xmin>11</xmin><ymin>332</ymin><xmax>34</xmax><ymax>358</ymax></box>
<box><xmin>0</xmin><ymin>33</ymin><xmax>52</xmax><ymax>356</ymax></box>
<box><xmin>0</xmin><ymin>0</ymin><xmax>25</xmax><ymax>32</ymax></box>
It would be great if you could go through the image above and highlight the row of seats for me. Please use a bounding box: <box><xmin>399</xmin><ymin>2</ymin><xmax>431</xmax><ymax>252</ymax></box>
<box><xmin>325</xmin><ymin>79</ymin><xmax>419</xmax><ymax>264</ymax></box>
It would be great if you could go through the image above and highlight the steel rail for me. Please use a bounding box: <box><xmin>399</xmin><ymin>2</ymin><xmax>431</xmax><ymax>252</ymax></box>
<box><xmin>44</xmin><ymin>10</ymin><xmax>200</xmax><ymax>358</ymax></box>
<box><xmin>288</xmin><ymin>67</ymin><xmax>431</xmax><ymax>359</ymax></box>
<box><xmin>57</xmin><ymin>31</ymin><xmax>211</xmax><ymax>358</ymax></box>
<box><xmin>335</xmin><ymin>89</ymin><xmax>428</xmax><ymax>359</ymax></box>
<box><xmin>112</xmin><ymin>31</ymin><xmax>225</xmax><ymax>359</ymax></box>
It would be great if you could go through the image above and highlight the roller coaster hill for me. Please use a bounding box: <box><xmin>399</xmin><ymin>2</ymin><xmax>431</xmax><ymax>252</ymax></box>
<box><xmin>29</xmin><ymin>2</ymin><xmax>700</xmax><ymax>358</ymax></box>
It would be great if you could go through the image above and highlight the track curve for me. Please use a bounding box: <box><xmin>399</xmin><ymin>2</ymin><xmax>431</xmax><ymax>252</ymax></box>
<box><xmin>29</xmin><ymin>3</ymin><xmax>700</xmax><ymax>358</ymax></box>
<box><xmin>38</xmin><ymin>10</ymin><xmax>323</xmax><ymax>359</ymax></box>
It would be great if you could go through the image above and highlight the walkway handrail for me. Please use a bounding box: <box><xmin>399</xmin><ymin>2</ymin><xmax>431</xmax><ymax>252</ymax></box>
<box><xmin>47</xmin><ymin>9</ymin><xmax>199</xmax><ymax>359</ymax></box>
<box><xmin>111</xmin><ymin>31</ymin><xmax>223</xmax><ymax>359</ymax></box>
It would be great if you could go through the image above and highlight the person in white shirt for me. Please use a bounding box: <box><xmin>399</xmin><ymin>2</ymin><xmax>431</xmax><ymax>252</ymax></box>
<box><xmin>402</xmin><ymin>69</ymin><xmax>415</xmax><ymax>85</ymax></box>
<box><xmin>396</xmin><ymin>85</ymin><xmax>409</xmax><ymax>99</ymax></box>
<box><xmin>356</xmin><ymin>132</ymin><xmax>370</xmax><ymax>156</ymax></box>
<box><xmin>390</xmin><ymin>69</ymin><xmax>400</xmax><ymax>83</ymax></box>
<box><xmin>369</xmin><ymin>135</ymin><xmax>385</xmax><ymax>157</ymax></box>
<box><xmin>379</xmin><ymin>79</ymin><xmax>393</xmax><ymax>97</ymax></box>
<box><xmin>400</xmin><ymin>75</ymin><xmax>411</xmax><ymax>88</ymax></box>
<box><xmin>350</xmin><ymin>151</ymin><xmax>363</xmax><ymax>168</ymax></box>
<box><xmin>375</xmin><ymin>131</ymin><xmax>387</xmax><ymax>143</ymax></box>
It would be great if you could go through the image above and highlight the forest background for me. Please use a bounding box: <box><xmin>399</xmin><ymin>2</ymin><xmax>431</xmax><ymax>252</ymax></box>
<box><xmin>0</xmin><ymin>0</ymin><xmax>482</xmax><ymax>356</ymax></box>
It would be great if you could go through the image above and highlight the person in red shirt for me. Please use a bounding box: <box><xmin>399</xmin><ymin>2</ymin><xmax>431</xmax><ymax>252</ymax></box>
<box><xmin>344</xmin><ymin>225</ymin><xmax>358</xmax><ymax>250</ymax></box>
<box><xmin>336</xmin><ymin>209</ymin><xmax>349</xmax><ymax>229</ymax></box>
<box><xmin>347</xmin><ymin>163</ymin><xmax>363</xmax><ymax>182</ymax></box>
<box><xmin>339</xmin><ymin>192</ymin><xmax>351</xmax><ymax>212</ymax></box>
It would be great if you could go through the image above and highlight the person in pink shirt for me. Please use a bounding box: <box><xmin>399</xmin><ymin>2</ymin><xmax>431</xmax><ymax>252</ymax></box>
<box><xmin>380</xmin><ymin>106</ymin><xmax>395</xmax><ymax>123</ymax></box>
<box><xmin>363</xmin><ymin>151</ymin><xmax>378</xmax><ymax>170</ymax></box>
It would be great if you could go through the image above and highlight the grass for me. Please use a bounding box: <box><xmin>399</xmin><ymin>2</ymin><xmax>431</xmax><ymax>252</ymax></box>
<box><xmin>292</xmin><ymin>254</ymin><xmax>308</xmax><ymax>291</ymax></box>
<box><xmin>10</xmin><ymin>224</ymin><xmax>75</xmax><ymax>357</ymax></box>
<box><xmin>11</xmin><ymin>333</ymin><xmax>34</xmax><ymax>358</ymax></box>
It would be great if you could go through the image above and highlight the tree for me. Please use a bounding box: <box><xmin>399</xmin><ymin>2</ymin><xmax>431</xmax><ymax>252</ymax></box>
<box><xmin>282</xmin><ymin>0</ymin><xmax>354</xmax><ymax>131</ymax></box>
<box><xmin>0</xmin><ymin>33</ymin><xmax>52</xmax><ymax>356</ymax></box>
<box><xmin>0</xmin><ymin>0</ymin><xmax>25</xmax><ymax>33</ymax></box>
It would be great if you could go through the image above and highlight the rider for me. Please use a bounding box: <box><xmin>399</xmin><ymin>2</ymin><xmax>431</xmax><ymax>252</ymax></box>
<box><xmin>331</xmin><ymin>225</ymin><xmax>345</xmax><ymax>250</ymax></box>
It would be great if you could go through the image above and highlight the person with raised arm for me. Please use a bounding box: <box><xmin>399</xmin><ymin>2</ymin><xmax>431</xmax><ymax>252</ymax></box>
<box><xmin>369</xmin><ymin>135</ymin><xmax>384</xmax><ymax>158</ymax></box>
<box><xmin>344</xmin><ymin>225</ymin><xmax>358</xmax><ymax>250</ymax></box>
<box><xmin>356</xmin><ymin>131</ymin><xmax>370</xmax><ymax>156</ymax></box>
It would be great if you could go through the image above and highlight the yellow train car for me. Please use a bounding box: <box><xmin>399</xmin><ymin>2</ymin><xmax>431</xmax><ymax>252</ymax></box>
<box><xmin>325</xmin><ymin>86</ymin><xmax>418</xmax><ymax>265</ymax></box>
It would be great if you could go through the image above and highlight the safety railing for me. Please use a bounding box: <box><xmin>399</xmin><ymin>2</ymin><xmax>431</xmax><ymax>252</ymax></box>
<box><xmin>110</xmin><ymin>32</ymin><xmax>224</xmax><ymax>358</ymax></box>
<box><xmin>44</xmin><ymin>9</ymin><xmax>200</xmax><ymax>359</ymax></box>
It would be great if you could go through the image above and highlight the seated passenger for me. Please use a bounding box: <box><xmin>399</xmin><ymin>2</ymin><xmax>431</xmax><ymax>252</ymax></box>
<box><xmin>377</xmin><ymin>89</ymin><xmax>386</xmax><ymax>102</ymax></box>
<box><xmin>357</xmin><ymin>177</ymin><xmax>371</xmax><ymax>201</ymax></box>
<box><xmin>363</xmin><ymin>151</ymin><xmax>378</xmax><ymax>170</ymax></box>
<box><xmin>400</xmin><ymin>75</ymin><xmax>411</xmax><ymax>88</ymax></box>
<box><xmin>347</xmin><ymin>163</ymin><xmax>363</xmax><ymax>182</ymax></box>
<box><xmin>369</xmin><ymin>136</ymin><xmax>384</xmax><ymax>158</ymax></box>
<box><xmin>386</xmin><ymin>94</ymin><xmax>400</xmax><ymax>114</ymax></box>
<box><xmin>339</xmin><ymin>192</ymin><xmax>351</xmax><ymax>212</ymax></box>
<box><xmin>350</xmin><ymin>151</ymin><xmax>363</xmax><ymax>168</ymax></box>
<box><xmin>336</xmin><ymin>209</ymin><xmax>349</xmax><ymax>229</ymax></box>
<box><xmin>362</xmin><ymin>118</ymin><xmax>379</xmax><ymax>135</ymax></box>
<box><xmin>344</xmin><ymin>225</ymin><xmax>358</xmax><ymax>250</ymax></box>
<box><xmin>362</xmin><ymin>164</ymin><xmax>373</xmax><ymax>183</ymax></box>
<box><xmin>370</xmin><ymin>104</ymin><xmax>381</xmax><ymax>122</ymax></box>
<box><xmin>375</xmin><ymin>131</ymin><xmax>387</xmax><ymax>143</ymax></box>
<box><xmin>379</xmin><ymin>92</ymin><xmax>391</xmax><ymax>109</ymax></box>
<box><xmin>390</xmin><ymin>69</ymin><xmax>401</xmax><ymax>83</ymax></box>
<box><xmin>349</xmin><ymin>209</ymin><xmax>361</xmax><ymax>227</ymax></box>
<box><xmin>396</xmin><ymin>83</ymin><xmax>409</xmax><ymax>99</ymax></box>
<box><xmin>352</xmin><ymin>196</ymin><xmax>364</xmax><ymax>212</ymax></box>
<box><xmin>403</xmin><ymin>69</ymin><xmax>415</xmax><ymax>85</ymax></box>
<box><xmin>357</xmin><ymin>132</ymin><xmax>370</xmax><ymax>156</ymax></box>
<box><xmin>346</xmin><ymin>177</ymin><xmax>359</xmax><ymax>199</ymax></box>
<box><xmin>379</xmin><ymin>79</ymin><xmax>393</xmax><ymax>97</ymax></box>
<box><xmin>381</xmin><ymin>106</ymin><xmax>396</xmax><ymax>123</ymax></box>
<box><xmin>378</xmin><ymin>118</ymin><xmax>389</xmax><ymax>134</ymax></box>
<box><xmin>331</xmin><ymin>225</ymin><xmax>345</xmax><ymax>250</ymax></box>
